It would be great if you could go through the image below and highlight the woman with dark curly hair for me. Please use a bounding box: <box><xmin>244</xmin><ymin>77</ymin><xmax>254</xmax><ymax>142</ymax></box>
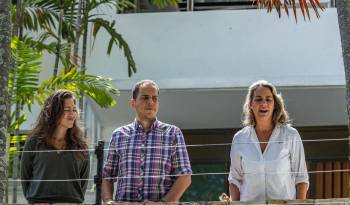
<box><xmin>20</xmin><ymin>89</ymin><xmax>90</xmax><ymax>203</ymax></box>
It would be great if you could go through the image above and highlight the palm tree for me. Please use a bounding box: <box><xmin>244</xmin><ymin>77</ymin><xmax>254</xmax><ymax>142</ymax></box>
<box><xmin>335</xmin><ymin>0</ymin><xmax>350</xmax><ymax>195</ymax></box>
<box><xmin>0</xmin><ymin>0</ymin><xmax>11</xmax><ymax>202</ymax></box>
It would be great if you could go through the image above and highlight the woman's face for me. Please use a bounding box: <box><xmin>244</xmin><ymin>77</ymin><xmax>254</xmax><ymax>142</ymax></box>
<box><xmin>58</xmin><ymin>97</ymin><xmax>77</xmax><ymax>129</ymax></box>
<box><xmin>250</xmin><ymin>86</ymin><xmax>275</xmax><ymax>123</ymax></box>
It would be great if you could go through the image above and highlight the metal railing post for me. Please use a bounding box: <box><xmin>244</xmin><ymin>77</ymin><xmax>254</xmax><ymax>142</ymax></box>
<box><xmin>94</xmin><ymin>140</ymin><xmax>104</xmax><ymax>205</ymax></box>
<box><xmin>187</xmin><ymin>0</ymin><xmax>194</xmax><ymax>11</ymax></box>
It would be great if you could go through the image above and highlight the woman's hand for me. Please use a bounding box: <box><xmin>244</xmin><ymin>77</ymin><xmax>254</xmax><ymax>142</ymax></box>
<box><xmin>219</xmin><ymin>193</ymin><xmax>230</xmax><ymax>202</ymax></box>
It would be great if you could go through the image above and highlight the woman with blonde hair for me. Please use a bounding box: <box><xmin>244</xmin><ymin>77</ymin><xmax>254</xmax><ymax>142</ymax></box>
<box><xmin>227</xmin><ymin>80</ymin><xmax>309</xmax><ymax>201</ymax></box>
<box><xmin>21</xmin><ymin>89</ymin><xmax>89</xmax><ymax>203</ymax></box>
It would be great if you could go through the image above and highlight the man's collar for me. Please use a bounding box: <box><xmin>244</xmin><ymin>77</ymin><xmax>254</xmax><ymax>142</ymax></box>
<box><xmin>133</xmin><ymin>118</ymin><xmax>159</xmax><ymax>131</ymax></box>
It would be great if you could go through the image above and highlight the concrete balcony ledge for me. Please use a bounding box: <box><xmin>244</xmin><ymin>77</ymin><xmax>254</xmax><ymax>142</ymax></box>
<box><xmin>11</xmin><ymin>198</ymin><xmax>350</xmax><ymax>205</ymax></box>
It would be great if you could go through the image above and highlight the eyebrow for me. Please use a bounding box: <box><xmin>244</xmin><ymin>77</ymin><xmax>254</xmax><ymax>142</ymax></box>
<box><xmin>254</xmin><ymin>95</ymin><xmax>273</xmax><ymax>98</ymax></box>
<box><xmin>141</xmin><ymin>94</ymin><xmax>158</xmax><ymax>97</ymax></box>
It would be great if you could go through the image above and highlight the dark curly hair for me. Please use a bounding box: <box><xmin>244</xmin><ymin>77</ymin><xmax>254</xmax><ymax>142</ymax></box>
<box><xmin>29</xmin><ymin>89</ymin><xmax>88</xmax><ymax>159</ymax></box>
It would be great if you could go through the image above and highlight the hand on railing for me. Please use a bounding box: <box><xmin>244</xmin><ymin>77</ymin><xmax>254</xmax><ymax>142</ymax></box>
<box><xmin>218</xmin><ymin>193</ymin><xmax>230</xmax><ymax>202</ymax></box>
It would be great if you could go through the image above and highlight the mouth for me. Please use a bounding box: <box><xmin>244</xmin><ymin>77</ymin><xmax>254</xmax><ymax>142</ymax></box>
<box><xmin>259</xmin><ymin>109</ymin><xmax>269</xmax><ymax>114</ymax></box>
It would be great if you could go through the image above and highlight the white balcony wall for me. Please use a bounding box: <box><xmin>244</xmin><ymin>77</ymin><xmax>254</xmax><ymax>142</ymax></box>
<box><xmin>88</xmin><ymin>9</ymin><xmax>344</xmax><ymax>89</ymax></box>
<box><xmin>22</xmin><ymin>8</ymin><xmax>346</xmax><ymax>140</ymax></box>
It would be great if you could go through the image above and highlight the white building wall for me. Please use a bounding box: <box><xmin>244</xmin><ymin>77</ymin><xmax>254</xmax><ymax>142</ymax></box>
<box><xmin>88</xmin><ymin>9</ymin><xmax>344</xmax><ymax>89</ymax></box>
<box><xmin>21</xmin><ymin>8</ymin><xmax>347</xmax><ymax>141</ymax></box>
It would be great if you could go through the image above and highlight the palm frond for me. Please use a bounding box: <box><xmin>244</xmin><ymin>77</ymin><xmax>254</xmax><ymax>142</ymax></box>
<box><xmin>254</xmin><ymin>0</ymin><xmax>324</xmax><ymax>22</ymax></box>
<box><xmin>150</xmin><ymin>0</ymin><xmax>178</xmax><ymax>9</ymax></box>
<box><xmin>90</xmin><ymin>18</ymin><xmax>136</xmax><ymax>77</ymax></box>
<box><xmin>9</xmin><ymin>37</ymin><xmax>42</xmax><ymax>111</ymax></box>
<box><xmin>9</xmin><ymin>113</ymin><xmax>27</xmax><ymax>132</ymax></box>
<box><xmin>39</xmin><ymin>67</ymin><xmax>120</xmax><ymax>108</ymax></box>
<box><xmin>20</xmin><ymin>0</ymin><xmax>78</xmax><ymax>42</ymax></box>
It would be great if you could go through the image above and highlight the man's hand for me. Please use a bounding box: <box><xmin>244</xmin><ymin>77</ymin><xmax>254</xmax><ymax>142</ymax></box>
<box><xmin>105</xmin><ymin>199</ymin><xmax>115</xmax><ymax>204</ymax></box>
<box><xmin>163</xmin><ymin>175</ymin><xmax>191</xmax><ymax>202</ymax></box>
<box><xmin>102</xmin><ymin>179</ymin><xmax>114</xmax><ymax>204</ymax></box>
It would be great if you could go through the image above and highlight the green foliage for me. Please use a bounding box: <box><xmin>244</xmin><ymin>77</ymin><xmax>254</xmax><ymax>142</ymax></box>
<box><xmin>116</xmin><ymin>0</ymin><xmax>136</xmax><ymax>12</ymax></box>
<box><xmin>8</xmin><ymin>37</ymin><xmax>120</xmax><ymax>132</ymax></box>
<box><xmin>91</xmin><ymin>18</ymin><xmax>136</xmax><ymax>77</ymax></box>
<box><xmin>21</xmin><ymin>0</ymin><xmax>78</xmax><ymax>37</ymax></box>
<box><xmin>151</xmin><ymin>0</ymin><xmax>178</xmax><ymax>9</ymax></box>
<box><xmin>9</xmin><ymin>113</ymin><xmax>27</xmax><ymax>132</ymax></box>
<box><xmin>17</xmin><ymin>0</ymin><xmax>138</xmax><ymax>76</ymax></box>
<box><xmin>8</xmin><ymin>37</ymin><xmax>42</xmax><ymax>133</ymax></box>
<box><xmin>39</xmin><ymin>67</ymin><xmax>120</xmax><ymax>108</ymax></box>
<box><xmin>8</xmin><ymin>135</ymin><xmax>27</xmax><ymax>178</ymax></box>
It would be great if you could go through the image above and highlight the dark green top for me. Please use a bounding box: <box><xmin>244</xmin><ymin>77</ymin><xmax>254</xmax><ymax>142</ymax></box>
<box><xmin>20</xmin><ymin>136</ymin><xmax>90</xmax><ymax>203</ymax></box>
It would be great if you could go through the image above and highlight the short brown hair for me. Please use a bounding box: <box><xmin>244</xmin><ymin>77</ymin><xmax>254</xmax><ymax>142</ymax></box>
<box><xmin>131</xmin><ymin>80</ymin><xmax>159</xmax><ymax>99</ymax></box>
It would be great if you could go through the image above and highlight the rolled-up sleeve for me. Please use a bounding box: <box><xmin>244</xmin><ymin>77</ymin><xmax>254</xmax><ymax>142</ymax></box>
<box><xmin>103</xmin><ymin>132</ymin><xmax>119</xmax><ymax>182</ymax></box>
<box><xmin>228</xmin><ymin>136</ymin><xmax>243</xmax><ymax>191</ymax></box>
<box><xmin>291</xmin><ymin>132</ymin><xmax>309</xmax><ymax>185</ymax></box>
<box><xmin>171</xmin><ymin>128</ymin><xmax>192</xmax><ymax>175</ymax></box>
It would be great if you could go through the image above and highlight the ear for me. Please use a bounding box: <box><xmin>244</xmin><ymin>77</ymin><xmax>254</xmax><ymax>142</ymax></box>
<box><xmin>130</xmin><ymin>99</ymin><xmax>136</xmax><ymax>108</ymax></box>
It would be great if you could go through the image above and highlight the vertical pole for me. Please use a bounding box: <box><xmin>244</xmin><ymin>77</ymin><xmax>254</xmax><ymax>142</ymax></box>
<box><xmin>187</xmin><ymin>0</ymin><xmax>194</xmax><ymax>11</ymax></box>
<box><xmin>94</xmin><ymin>140</ymin><xmax>104</xmax><ymax>205</ymax></box>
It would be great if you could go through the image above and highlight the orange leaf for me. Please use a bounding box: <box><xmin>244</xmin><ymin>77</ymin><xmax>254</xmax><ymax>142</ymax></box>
<box><xmin>284</xmin><ymin>0</ymin><xmax>289</xmax><ymax>17</ymax></box>
<box><xmin>310</xmin><ymin>0</ymin><xmax>320</xmax><ymax>18</ymax></box>
<box><xmin>292</xmin><ymin>0</ymin><xmax>297</xmax><ymax>22</ymax></box>
<box><xmin>314</xmin><ymin>0</ymin><xmax>324</xmax><ymax>11</ymax></box>
<box><xmin>302</xmin><ymin>0</ymin><xmax>311</xmax><ymax>20</ymax></box>
<box><xmin>277</xmin><ymin>0</ymin><xmax>281</xmax><ymax>18</ymax></box>
<box><xmin>299</xmin><ymin>0</ymin><xmax>306</xmax><ymax>21</ymax></box>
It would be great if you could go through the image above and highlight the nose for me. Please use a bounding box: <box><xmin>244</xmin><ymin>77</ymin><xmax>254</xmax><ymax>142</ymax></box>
<box><xmin>258</xmin><ymin>99</ymin><xmax>269</xmax><ymax>106</ymax></box>
<box><xmin>147</xmin><ymin>99</ymin><xmax>154</xmax><ymax>106</ymax></box>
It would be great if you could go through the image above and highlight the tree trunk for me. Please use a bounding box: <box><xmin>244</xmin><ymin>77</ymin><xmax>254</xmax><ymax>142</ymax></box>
<box><xmin>73</xmin><ymin>0</ymin><xmax>83</xmax><ymax>66</ymax></box>
<box><xmin>336</xmin><ymin>0</ymin><xmax>350</xmax><ymax>197</ymax></box>
<box><xmin>53</xmin><ymin>0</ymin><xmax>64</xmax><ymax>77</ymax></box>
<box><xmin>0</xmin><ymin>0</ymin><xmax>11</xmax><ymax>202</ymax></box>
<box><xmin>79</xmin><ymin>0</ymin><xmax>89</xmax><ymax>125</ymax></box>
<box><xmin>11</xmin><ymin>103</ymin><xmax>21</xmax><ymax>203</ymax></box>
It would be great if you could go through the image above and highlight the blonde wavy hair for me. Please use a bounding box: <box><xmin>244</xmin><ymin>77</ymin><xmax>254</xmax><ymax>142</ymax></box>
<box><xmin>242</xmin><ymin>80</ymin><xmax>289</xmax><ymax>126</ymax></box>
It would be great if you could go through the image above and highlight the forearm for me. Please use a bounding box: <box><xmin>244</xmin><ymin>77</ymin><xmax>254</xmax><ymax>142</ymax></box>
<box><xmin>296</xmin><ymin>182</ymin><xmax>309</xmax><ymax>199</ymax></box>
<box><xmin>164</xmin><ymin>175</ymin><xmax>191</xmax><ymax>202</ymax></box>
<box><xmin>102</xmin><ymin>179</ymin><xmax>114</xmax><ymax>203</ymax></box>
<box><xmin>229</xmin><ymin>183</ymin><xmax>240</xmax><ymax>201</ymax></box>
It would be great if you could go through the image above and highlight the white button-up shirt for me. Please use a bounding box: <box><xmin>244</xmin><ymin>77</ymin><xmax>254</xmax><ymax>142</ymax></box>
<box><xmin>228</xmin><ymin>125</ymin><xmax>309</xmax><ymax>201</ymax></box>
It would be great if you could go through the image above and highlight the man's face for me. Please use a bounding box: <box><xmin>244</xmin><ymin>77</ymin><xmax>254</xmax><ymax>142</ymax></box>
<box><xmin>131</xmin><ymin>83</ymin><xmax>159</xmax><ymax>122</ymax></box>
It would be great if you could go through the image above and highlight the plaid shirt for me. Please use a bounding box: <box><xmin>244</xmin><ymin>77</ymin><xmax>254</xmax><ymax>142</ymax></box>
<box><xmin>103</xmin><ymin>119</ymin><xmax>192</xmax><ymax>202</ymax></box>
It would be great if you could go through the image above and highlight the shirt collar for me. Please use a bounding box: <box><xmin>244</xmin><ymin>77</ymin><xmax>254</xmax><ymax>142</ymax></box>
<box><xmin>248</xmin><ymin>125</ymin><xmax>281</xmax><ymax>141</ymax></box>
<box><xmin>133</xmin><ymin>118</ymin><xmax>159</xmax><ymax>131</ymax></box>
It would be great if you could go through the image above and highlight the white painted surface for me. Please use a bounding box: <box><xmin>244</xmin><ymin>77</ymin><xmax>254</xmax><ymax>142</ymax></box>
<box><xmin>88</xmin><ymin>9</ymin><xmax>344</xmax><ymax>89</ymax></box>
<box><xmin>22</xmin><ymin>8</ymin><xmax>347</xmax><ymax>140</ymax></box>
